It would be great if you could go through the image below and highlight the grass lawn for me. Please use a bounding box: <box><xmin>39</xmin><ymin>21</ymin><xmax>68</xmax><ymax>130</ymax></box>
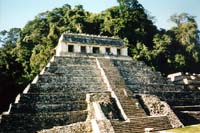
<box><xmin>160</xmin><ymin>124</ymin><xmax>200</xmax><ymax>133</ymax></box>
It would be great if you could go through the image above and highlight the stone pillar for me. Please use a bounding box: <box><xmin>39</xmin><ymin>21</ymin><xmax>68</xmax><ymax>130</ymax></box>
<box><xmin>100</xmin><ymin>46</ymin><xmax>106</xmax><ymax>54</ymax></box>
<box><xmin>87</xmin><ymin>46</ymin><xmax>92</xmax><ymax>54</ymax></box>
<box><xmin>121</xmin><ymin>47</ymin><xmax>128</xmax><ymax>56</ymax></box>
<box><xmin>56</xmin><ymin>35</ymin><xmax>70</xmax><ymax>56</ymax></box>
<box><xmin>111</xmin><ymin>47</ymin><xmax>117</xmax><ymax>55</ymax></box>
<box><xmin>56</xmin><ymin>41</ymin><xmax>68</xmax><ymax>56</ymax></box>
<box><xmin>74</xmin><ymin>44</ymin><xmax>80</xmax><ymax>53</ymax></box>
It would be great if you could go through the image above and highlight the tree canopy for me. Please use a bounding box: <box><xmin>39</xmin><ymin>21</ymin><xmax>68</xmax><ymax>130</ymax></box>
<box><xmin>0</xmin><ymin>0</ymin><xmax>200</xmax><ymax>113</ymax></box>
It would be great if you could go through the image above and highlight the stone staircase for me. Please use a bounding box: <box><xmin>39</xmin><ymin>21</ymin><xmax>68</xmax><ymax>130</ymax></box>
<box><xmin>98</xmin><ymin>58</ymin><xmax>173</xmax><ymax>132</ymax></box>
<box><xmin>0</xmin><ymin>56</ymin><xmax>106</xmax><ymax>132</ymax></box>
<box><xmin>111</xmin><ymin>116</ymin><xmax>172</xmax><ymax>133</ymax></box>
<box><xmin>112</xmin><ymin>59</ymin><xmax>167</xmax><ymax>85</ymax></box>
<box><xmin>111</xmin><ymin>59</ymin><xmax>200</xmax><ymax>126</ymax></box>
<box><xmin>99</xmin><ymin>58</ymin><xmax>147</xmax><ymax>118</ymax></box>
<box><xmin>156</xmin><ymin>91</ymin><xmax>200</xmax><ymax>125</ymax></box>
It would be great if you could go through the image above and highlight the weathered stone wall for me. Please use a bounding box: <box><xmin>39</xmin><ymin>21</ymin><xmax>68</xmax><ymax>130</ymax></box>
<box><xmin>57</xmin><ymin>33</ymin><xmax>128</xmax><ymax>56</ymax></box>
<box><xmin>111</xmin><ymin>116</ymin><xmax>172</xmax><ymax>133</ymax></box>
<box><xmin>89</xmin><ymin>92</ymin><xmax>111</xmax><ymax>103</ymax></box>
<box><xmin>140</xmin><ymin>94</ymin><xmax>183</xmax><ymax>128</ymax></box>
<box><xmin>0</xmin><ymin>55</ymin><xmax>108</xmax><ymax>132</ymax></box>
<box><xmin>86</xmin><ymin>93</ymin><xmax>111</xmax><ymax>120</ymax></box>
<box><xmin>152</xmin><ymin>91</ymin><xmax>200</xmax><ymax>106</ymax></box>
<box><xmin>38</xmin><ymin>121</ymin><xmax>93</xmax><ymax>133</ymax></box>
<box><xmin>112</xmin><ymin>59</ymin><xmax>167</xmax><ymax>86</ymax></box>
<box><xmin>96</xmin><ymin>120</ymin><xmax>115</xmax><ymax>133</ymax></box>
<box><xmin>127</xmin><ymin>84</ymin><xmax>184</xmax><ymax>93</ymax></box>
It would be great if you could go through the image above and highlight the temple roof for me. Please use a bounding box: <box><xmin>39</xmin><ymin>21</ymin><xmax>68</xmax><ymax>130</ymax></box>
<box><xmin>61</xmin><ymin>33</ymin><xmax>125</xmax><ymax>47</ymax></box>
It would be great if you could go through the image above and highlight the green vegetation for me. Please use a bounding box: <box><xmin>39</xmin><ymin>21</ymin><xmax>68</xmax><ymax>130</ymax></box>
<box><xmin>163</xmin><ymin>124</ymin><xmax>200</xmax><ymax>133</ymax></box>
<box><xmin>0</xmin><ymin>0</ymin><xmax>200</xmax><ymax>113</ymax></box>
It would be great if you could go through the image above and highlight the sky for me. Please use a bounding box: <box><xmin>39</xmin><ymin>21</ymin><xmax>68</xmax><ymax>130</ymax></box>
<box><xmin>0</xmin><ymin>0</ymin><xmax>200</xmax><ymax>31</ymax></box>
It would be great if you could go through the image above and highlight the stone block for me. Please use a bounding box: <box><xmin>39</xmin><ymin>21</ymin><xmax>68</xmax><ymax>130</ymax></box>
<box><xmin>10</xmin><ymin>101</ymin><xmax>87</xmax><ymax>113</ymax></box>
<box><xmin>1</xmin><ymin>111</ymin><xmax>88</xmax><ymax>132</ymax></box>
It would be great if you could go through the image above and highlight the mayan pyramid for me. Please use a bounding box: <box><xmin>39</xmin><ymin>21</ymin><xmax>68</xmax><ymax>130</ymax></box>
<box><xmin>0</xmin><ymin>33</ymin><xmax>199</xmax><ymax>133</ymax></box>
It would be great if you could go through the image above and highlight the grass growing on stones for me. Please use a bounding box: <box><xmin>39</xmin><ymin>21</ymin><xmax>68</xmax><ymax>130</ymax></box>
<box><xmin>161</xmin><ymin>124</ymin><xmax>200</xmax><ymax>133</ymax></box>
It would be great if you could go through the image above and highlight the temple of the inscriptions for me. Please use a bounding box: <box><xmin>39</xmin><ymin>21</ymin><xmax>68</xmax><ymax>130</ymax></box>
<box><xmin>0</xmin><ymin>33</ymin><xmax>199</xmax><ymax>133</ymax></box>
<box><xmin>56</xmin><ymin>33</ymin><xmax>128</xmax><ymax>56</ymax></box>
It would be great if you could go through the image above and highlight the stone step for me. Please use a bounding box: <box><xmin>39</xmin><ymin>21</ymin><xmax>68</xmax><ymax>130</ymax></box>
<box><xmin>116</xmin><ymin>60</ymin><xmax>145</xmax><ymax>65</ymax></box>
<box><xmin>98</xmin><ymin>60</ymin><xmax>115</xmax><ymax>66</ymax></box>
<box><xmin>52</xmin><ymin>57</ymin><xmax>96</xmax><ymax>65</ymax></box>
<box><xmin>180</xmin><ymin>111</ymin><xmax>200</xmax><ymax>120</ymax></box>
<box><xmin>112</xmin><ymin>88</ymin><xmax>127</xmax><ymax>94</ymax></box>
<box><xmin>119</xmin><ymin>72</ymin><xmax>165</xmax><ymax>84</ymax></box>
<box><xmin>50</xmin><ymin>61</ymin><xmax>96</xmax><ymax>67</ymax></box>
<box><xmin>115</xmin><ymin>66</ymin><xmax>152</xmax><ymax>73</ymax></box>
<box><xmin>118</xmin><ymin>67</ymin><xmax>159</xmax><ymax>76</ymax></box>
<box><xmin>10</xmin><ymin>101</ymin><xmax>87</xmax><ymax>113</ymax></box>
<box><xmin>0</xmin><ymin>111</ymin><xmax>87</xmax><ymax>132</ymax></box>
<box><xmin>112</xmin><ymin>60</ymin><xmax>147</xmax><ymax>68</ymax></box>
<box><xmin>101</xmin><ymin>68</ymin><xmax>119</xmax><ymax>73</ymax></box>
<box><xmin>38</xmin><ymin>73</ymin><xmax>103</xmax><ymax>79</ymax></box>
<box><xmin>29</xmin><ymin>83</ymin><xmax>106</xmax><ymax>93</ymax></box>
<box><xmin>111</xmin><ymin>116</ymin><xmax>172</xmax><ymax>133</ymax></box>
<box><xmin>117</xmin><ymin>97</ymin><xmax>147</xmax><ymax>117</ymax></box>
<box><xmin>50</xmin><ymin>61</ymin><xmax>96</xmax><ymax>66</ymax></box>
<box><xmin>172</xmin><ymin>105</ymin><xmax>200</xmax><ymax>111</ymax></box>
<box><xmin>46</xmin><ymin>65</ymin><xmax>98</xmax><ymax>71</ymax></box>
<box><xmin>175</xmin><ymin>110</ymin><xmax>200</xmax><ymax>125</ymax></box>
<box><xmin>111</xmin><ymin>59</ymin><xmax>167</xmax><ymax>84</ymax></box>
<box><xmin>36</xmin><ymin>80</ymin><xmax>105</xmax><ymax>87</ymax></box>
<box><xmin>116</xmin><ymin>66</ymin><xmax>159</xmax><ymax>75</ymax></box>
<box><xmin>38</xmin><ymin>75</ymin><xmax>104</xmax><ymax>83</ymax></box>
<box><xmin>125</xmin><ymin>77</ymin><xmax>164</xmax><ymax>84</ymax></box>
<box><xmin>37</xmin><ymin>121</ymin><xmax>93</xmax><ymax>133</ymax></box>
<box><xmin>126</xmin><ymin>84</ymin><xmax>184</xmax><ymax>93</ymax></box>
<box><xmin>109</xmin><ymin>80</ymin><xmax>127</xmax><ymax>85</ymax></box>
<box><xmin>54</xmin><ymin>55</ymin><xmax>96</xmax><ymax>58</ymax></box>
<box><xmin>53</xmin><ymin>55</ymin><xmax>96</xmax><ymax>60</ymax></box>
<box><xmin>32</xmin><ymin>82</ymin><xmax>106</xmax><ymax>89</ymax></box>
<box><xmin>166</xmin><ymin>98</ymin><xmax>200</xmax><ymax>106</ymax></box>
<box><xmin>106</xmin><ymin>73</ymin><xmax>166</xmax><ymax>85</ymax></box>
<box><xmin>105</xmin><ymin>74</ymin><xmax>121</xmax><ymax>78</ymax></box>
<box><xmin>154</xmin><ymin>91</ymin><xmax>200</xmax><ymax>98</ymax></box>
<box><xmin>44</xmin><ymin>69</ymin><xmax>101</xmax><ymax>77</ymax></box>
<box><xmin>19</xmin><ymin>93</ymin><xmax>86</xmax><ymax>104</ymax></box>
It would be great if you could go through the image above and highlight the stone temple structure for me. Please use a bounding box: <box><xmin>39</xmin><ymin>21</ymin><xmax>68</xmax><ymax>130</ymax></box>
<box><xmin>0</xmin><ymin>33</ymin><xmax>200</xmax><ymax>132</ymax></box>
<box><xmin>56</xmin><ymin>33</ymin><xmax>128</xmax><ymax>56</ymax></box>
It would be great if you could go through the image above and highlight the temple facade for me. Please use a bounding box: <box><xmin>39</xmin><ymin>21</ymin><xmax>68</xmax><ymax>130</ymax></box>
<box><xmin>56</xmin><ymin>33</ymin><xmax>128</xmax><ymax>56</ymax></box>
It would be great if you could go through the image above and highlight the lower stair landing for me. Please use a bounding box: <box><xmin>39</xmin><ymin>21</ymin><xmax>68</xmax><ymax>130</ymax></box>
<box><xmin>111</xmin><ymin>116</ymin><xmax>172</xmax><ymax>133</ymax></box>
<box><xmin>0</xmin><ymin>111</ymin><xmax>88</xmax><ymax>132</ymax></box>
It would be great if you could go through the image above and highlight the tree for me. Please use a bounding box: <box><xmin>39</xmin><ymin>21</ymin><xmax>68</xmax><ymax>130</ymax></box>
<box><xmin>132</xmin><ymin>42</ymin><xmax>151</xmax><ymax>62</ymax></box>
<box><xmin>117</xmin><ymin>0</ymin><xmax>144</xmax><ymax>11</ymax></box>
<box><xmin>169</xmin><ymin>13</ymin><xmax>200</xmax><ymax>73</ymax></box>
<box><xmin>170</xmin><ymin>13</ymin><xmax>196</xmax><ymax>26</ymax></box>
<box><xmin>100</xmin><ymin>6</ymin><xmax>124</xmax><ymax>36</ymax></box>
<box><xmin>0</xmin><ymin>28</ymin><xmax>25</xmax><ymax>113</ymax></box>
<box><xmin>101</xmin><ymin>0</ymin><xmax>157</xmax><ymax>56</ymax></box>
<box><xmin>0</xmin><ymin>28</ymin><xmax>21</xmax><ymax>47</ymax></box>
<box><xmin>30</xmin><ymin>45</ymin><xmax>53</xmax><ymax>76</ymax></box>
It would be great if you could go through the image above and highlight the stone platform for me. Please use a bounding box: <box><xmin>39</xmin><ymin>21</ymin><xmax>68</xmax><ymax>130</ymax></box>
<box><xmin>0</xmin><ymin>53</ymin><xmax>199</xmax><ymax>132</ymax></box>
